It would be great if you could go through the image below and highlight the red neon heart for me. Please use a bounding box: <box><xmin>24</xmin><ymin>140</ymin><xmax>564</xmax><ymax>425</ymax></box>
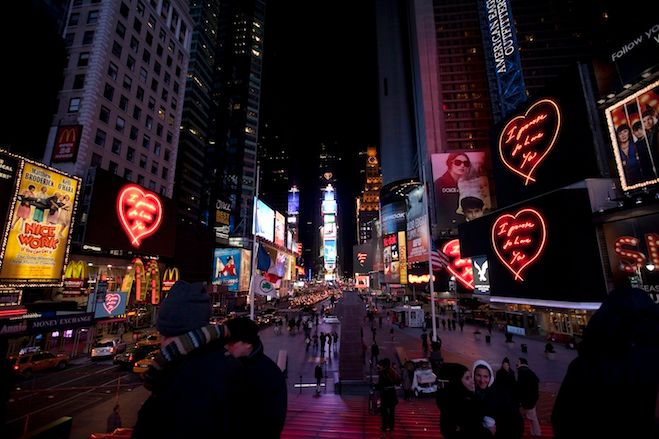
<box><xmin>441</xmin><ymin>239</ymin><xmax>474</xmax><ymax>290</ymax></box>
<box><xmin>103</xmin><ymin>293</ymin><xmax>121</xmax><ymax>314</ymax></box>
<box><xmin>491</xmin><ymin>208</ymin><xmax>547</xmax><ymax>282</ymax></box>
<box><xmin>117</xmin><ymin>184</ymin><xmax>163</xmax><ymax>248</ymax></box>
<box><xmin>498</xmin><ymin>99</ymin><xmax>561</xmax><ymax>186</ymax></box>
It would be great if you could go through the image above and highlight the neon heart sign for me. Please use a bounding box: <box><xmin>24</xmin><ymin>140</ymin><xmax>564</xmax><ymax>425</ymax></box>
<box><xmin>491</xmin><ymin>208</ymin><xmax>547</xmax><ymax>282</ymax></box>
<box><xmin>441</xmin><ymin>239</ymin><xmax>474</xmax><ymax>290</ymax></box>
<box><xmin>498</xmin><ymin>98</ymin><xmax>561</xmax><ymax>186</ymax></box>
<box><xmin>103</xmin><ymin>293</ymin><xmax>121</xmax><ymax>315</ymax></box>
<box><xmin>117</xmin><ymin>184</ymin><xmax>163</xmax><ymax>248</ymax></box>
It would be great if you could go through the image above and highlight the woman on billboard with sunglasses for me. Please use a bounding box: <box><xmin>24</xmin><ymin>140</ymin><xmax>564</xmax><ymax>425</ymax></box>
<box><xmin>435</xmin><ymin>153</ymin><xmax>472</xmax><ymax>228</ymax></box>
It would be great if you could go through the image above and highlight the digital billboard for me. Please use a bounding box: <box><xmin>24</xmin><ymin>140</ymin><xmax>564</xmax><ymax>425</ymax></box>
<box><xmin>214</xmin><ymin>198</ymin><xmax>231</xmax><ymax>244</ymax></box>
<box><xmin>50</xmin><ymin>125</ymin><xmax>83</xmax><ymax>163</ymax></box>
<box><xmin>604</xmin><ymin>80</ymin><xmax>659</xmax><ymax>192</ymax></box>
<box><xmin>381</xmin><ymin>201</ymin><xmax>407</xmax><ymax>235</ymax></box>
<box><xmin>353</xmin><ymin>243</ymin><xmax>373</xmax><ymax>274</ymax></box>
<box><xmin>383</xmin><ymin>233</ymin><xmax>400</xmax><ymax>283</ymax></box>
<box><xmin>0</xmin><ymin>154</ymin><xmax>81</xmax><ymax>286</ymax></box>
<box><xmin>254</xmin><ymin>199</ymin><xmax>275</xmax><ymax>242</ymax></box>
<box><xmin>212</xmin><ymin>248</ymin><xmax>251</xmax><ymax>292</ymax></box>
<box><xmin>85</xmin><ymin>169</ymin><xmax>176</xmax><ymax>257</ymax></box>
<box><xmin>431</xmin><ymin>150</ymin><xmax>493</xmax><ymax>230</ymax></box>
<box><xmin>274</xmin><ymin>211</ymin><xmax>285</xmax><ymax>247</ymax></box>
<box><xmin>323</xmin><ymin>222</ymin><xmax>337</xmax><ymax>240</ymax></box>
<box><xmin>324</xmin><ymin>240</ymin><xmax>337</xmax><ymax>264</ymax></box>
<box><xmin>87</xmin><ymin>291</ymin><xmax>128</xmax><ymax>319</ymax></box>
<box><xmin>405</xmin><ymin>185</ymin><xmax>429</xmax><ymax>263</ymax></box>
<box><xmin>287</xmin><ymin>188</ymin><xmax>299</xmax><ymax>215</ymax></box>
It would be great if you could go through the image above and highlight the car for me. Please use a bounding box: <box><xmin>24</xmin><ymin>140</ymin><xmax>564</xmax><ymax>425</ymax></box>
<box><xmin>113</xmin><ymin>342</ymin><xmax>160</xmax><ymax>369</ymax></box>
<box><xmin>91</xmin><ymin>337</ymin><xmax>127</xmax><ymax>361</ymax></box>
<box><xmin>323</xmin><ymin>315</ymin><xmax>340</xmax><ymax>324</ymax></box>
<box><xmin>133</xmin><ymin>351</ymin><xmax>158</xmax><ymax>375</ymax></box>
<box><xmin>10</xmin><ymin>350</ymin><xmax>70</xmax><ymax>378</ymax></box>
<box><xmin>410</xmin><ymin>358</ymin><xmax>438</xmax><ymax>397</ymax></box>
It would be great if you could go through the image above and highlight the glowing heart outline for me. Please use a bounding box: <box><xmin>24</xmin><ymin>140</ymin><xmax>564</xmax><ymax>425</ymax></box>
<box><xmin>498</xmin><ymin>98</ymin><xmax>561</xmax><ymax>186</ymax></box>
<box><xmin>441</xmin><ymin>239</ymin><xmax>474</xmax><ymax>290</ymax></box>
<box><xmin>117</xmin><ymin>184</ymin><xmax>164</xmax><ymax>248</ymax></box>
<box><xmin>103</xmin><ymin>293</ymin><xmax>121</xmax><ymax>315</ymax></box>
<box><xmin>491</xmin><ymin>208</ymin><xmax>547</xmax><ymax>282</ymax></box>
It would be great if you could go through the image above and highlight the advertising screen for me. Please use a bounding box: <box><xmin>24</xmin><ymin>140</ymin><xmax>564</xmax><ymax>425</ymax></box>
<box><xmin>0</xmin><ymin>157</ymin><xmax>80</xmax><ymax>285</ymax></box>
<box><xmin>431</xmin><ymin>150</ymin><xmax>493</xmax><ymax>230</ymax></box>
<box><xmin>212</xmin><ymin>248</ymin><xmax>251</xmax><ymax>292</ymax></box>
<box><xmin>287</xmin><ymin>190</ymin><xmax>299</xmax><ymax>215</ymax></box>
<box><xmin>254</xmin><ymin>199</ymin><xmax>275</xmax><ymax>242</ymax></box>
<box><xmin>324</xmin><ymin>239</ymin><xmax>337</xmax><ymax>264</ymax></box>
<box><xmin>381</xmin><ymin>201</ymin><xmax>407</xmax><ymax>235</ymax></box>
<box><xmin>274</xmin><ymin>211</ymin><xmax>285</xmax><ymax>247</ymax></box>
<box><xmin>87</xmin><ymin>291</ymin><xmax>128</xmax><ymax>319</ymax></box>
<box><xmin>323</xmin><ymin>222</ymin><xmax>337</xmax><ymax>240</ymax></box>
<box><xmin>405</xmin><ymin>185</ymin><xmax>429</xmax><ymax>263</ymax></box>
<box><xmin>353</xmin><ymin>243</ymin><xmax>373</xmax><ymax>274</ymax></box>
<box><xmin>85</xmin><ymin>169</ymin><xmax>176</xmax><ymax>257</ymax></box>
<box><xmin>459</xmin><ymin>188</ymin><xmax>608</xmax><ymax>302</ymax></box>
<box><xmin>604</xmin><ymin>80</ymin><xmax>659</xmax><ymax>192</ymax></box>
<box><xmin>51</xmin><ymin>125</ymin><xmax>83</xmax><ymax>163</ymax></box>
<box><xmin>383</xmin><ymin>233</ymin><xmax>400</xmax><ymax>283</ymax></box>
<box><xmin>214</xmin><ymin>198</ymin><xmax>231</xmax><ymax>244</ymax></box>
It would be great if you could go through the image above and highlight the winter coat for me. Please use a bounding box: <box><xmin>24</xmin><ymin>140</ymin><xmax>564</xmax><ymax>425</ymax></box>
<box><xmin>516</xmin><ymin>365</ymin><xmax>539</xmax><ymax>409</ymax></box>
<box><xmin>132</xmin><ymin>340</ymin><xmax>242</xmax><ymax>439</ymax></box>
<box><xmin>376</xmin><ymin>368</ymin><xmax>400</xmax><ymax>407</ymax></box>
<box><xmin>436</xmin><ymin>383</ymin><xmax>493</xmax><ymax>439</ymax></box>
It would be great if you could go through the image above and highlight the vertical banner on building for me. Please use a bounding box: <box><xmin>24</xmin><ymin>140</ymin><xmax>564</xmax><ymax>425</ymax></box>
<box><xmin>398</xmin><ymin>231</ymin><xmax>407</xmax><ymax>285</ymax></box>
<box><xmin>0</xmin><ymin>158</ymin><xmax>80</xmax><ymax>285</ymax></box>
<box><xmin>50</xmin><ymin>125</ymin><xmax>83</xmax><ymax>163</ymax></box>
<box><xmin>406</xmin><ymin>185</ymin><xmax>429</xmax><ymax>263</ymax></box>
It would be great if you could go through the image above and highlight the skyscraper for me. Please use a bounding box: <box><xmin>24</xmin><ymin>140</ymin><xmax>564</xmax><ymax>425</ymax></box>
<box><xmin>356</xmin><ymin>146</ymin><xmax>382</xmax><ymax>244</ymax></box>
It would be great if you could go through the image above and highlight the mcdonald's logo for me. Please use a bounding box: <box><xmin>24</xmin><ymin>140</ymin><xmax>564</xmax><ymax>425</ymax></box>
<box><xmin>51</xmin><ymin>125</ymin><xmax>82</xmax><ymax>163</ymax></box>
<box><xmin>64</xmin><ymin>260</ymin><xmax>87</xmax><ymax>280</ymax></box>
<box><xmin>162</xmin><ymin>267</ymin><xmax>180</xmax><ymax>293</ymax></box>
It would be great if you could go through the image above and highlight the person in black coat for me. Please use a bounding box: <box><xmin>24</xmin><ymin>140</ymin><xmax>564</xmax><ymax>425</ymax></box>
<box><xmin>375</xmin><ymin>358</ymin><xmax>400</xmax><ymax>433</ymax></box>
<box><xmin>225</xmin><ymin>317</ymin><xmax>288</xmax><ymax>439</ymax></box>
<box><xmin>132</xmin><ymin>281</ymin><xmax>242</xmax><ymax>439</ymax></box>
<box><xmin>494</xmin><ymin>358</ymin><xmax>523</xmax><ymax>439</ymax></box>
<box><xmin>516</xmin><ymin>357</ymin><xmax>540</xmax><ymax>436</ymax></box>
<box><xmin>552</xmin><ymin>287</ymin><xmax>659</xmax><ymax>439</ymax></box>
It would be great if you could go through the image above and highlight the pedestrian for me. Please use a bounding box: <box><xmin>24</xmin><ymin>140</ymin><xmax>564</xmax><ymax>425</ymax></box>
<box><xmin>452</xmin><ymin>319</ymin><xmax>457</xmax><ymax>331</ymax></box>
<box><xmin>436</xmin><ymin>362</ymin><xmax>494</xmax><ymax>438</ymax></box>
<box><xmin>421</xmin><ymin>329</ymin><xmax>429</xmax><ymax>354</ymax></box>
<box><xmin>106</xmin><ymin>404</ymin><xmax>122</xmax><ymax>433</ymax></box>
<box><xmin>312</xmin><ymin>333</ymin><xmax>319</xmax><ymax>349</ymax></box>
<box><xmin>371</xmin><ymin>325</ymin><xmax>377</xmax><ymax>341</ymax></box>
<box><xmin>327</xmin><ymin>333</ymin><xmax>333</xmax><ymax>353</ymax></box>
<box><xmin>305</xmin><ymin>335</ymin><xmax>311</xmax><ymax>352</ymax></box>
<box><xmin>552</xmin><ymin>287</ymin><xmax>659</xmax><ymax>438</ymax></box>
<box><xmin>132</xmin><ymin>281</ymin><xmax>241</xmax><ymax>438</ymax></box>
<box><xmin>516</xmin><ymin>357</ymin><xmax>541</xmax><ymax>437</ymax></box>
<box><xmin>459</xmin><ymin>318</ymin><xmax>465</xmax><ymax>332</ymax></box>
<box><xmin>371</xmin><ymin>341</ymin><xmax>380</xmax><ymax>366</ymax></box>
<box><xmin>401</xmin><ymin>361</ymin><xmax>413</xmax><ymax>400</ymax></box>
<box><xmin>314</xmin><ymin>362</ymin><xmax>323</xmax><ymax>395</ymax></box>
<box><xmin>494</xmin><ymin>358</ymin><xmax>524</xmax><ymax>439</ymax></box>
<box><xmin>332</xmin><ymin>331</ymin><xmax>338</xmax><ymax>351</ymax></box>
<box><xmin>224</xmin><ymin>317</ymin><xmax>287</xmax><ymax>438</ymax></box>
<box><xmin>429</xmin><ymin>341</ymin><xmax>443</xmax><ymax>377</ymax></box>
<box><xmin>375</xmin><ymin>358</ymin><xmax>400</xmax><ymax>433</ymax></box>
<box><xmin>442</xmin><ymin>319</ymin><xmax>447</xmax><ymax>330</ymax></box>
<box><xmin>319</xmin><ymin>332</ymin><xmax>326</xmax><ymax>355</ymax></box>
<box><xmin>389</xmin><ymin>326</ymin><xmax>395</xmax><ymax>341</ymax></box>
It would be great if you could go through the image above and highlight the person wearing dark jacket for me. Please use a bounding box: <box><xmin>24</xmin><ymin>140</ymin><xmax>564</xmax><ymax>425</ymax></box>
<box><xmin>552</xmin><ymin>287</ymin><xmax>659</xmax><ymax>439</ymax></box>
<box><xmin>516</xmin><ymin>357</ymin><xmax>540</xmax><ymax>436</ymax></box>
<box><xmin>375</xmin><ymin>358</ymin><xmax>400</xmax><ymax>433</ymax></box>
<box><xmin>132</xmin><ymin>281</ymin><xmax>241</xmax><ymax>439</ymax></box>
<box><xmin>436</xmin><ymin>362</ymin><xmax>493</xmax><ymax>439</ymax></box>
<box><xmin>473</xmin><ymin>359</ymin><xmax>522</xmax><ymax>439</ymax></box>
<box><xmin>494</xmin><ymin>358</ymin><xmax>523</xmax><ymax>439</ymax></box>
<box><xmin>225</xmin><ymin>317</ymin><xmax>288</xmax><ymax>439</ymax></box>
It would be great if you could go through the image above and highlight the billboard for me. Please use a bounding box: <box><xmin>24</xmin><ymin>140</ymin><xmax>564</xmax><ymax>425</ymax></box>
<box><xmin>254</xmin><ymin>199</ymin><xmax>275</xmax><ymax>242</ymax></box>
<box><xmin>324</xmin><ymin>239</ymin><xmax>337</xmax><ymax>264</ymax></box>
<box><xmin>214</xmin><ymin>198</ymin><xmax>231</xmax><ymax>244</ymax></box>
<box><xmin>212</xmin><ymin>248</ymin><xmax>251</xmax><ymax>292</ymax></box>
<box><xmin>87</xmin><ymin>291</ymin><xmax>128</xmax><ymax>319</ymax></box>
<box><xmin>0</xmin><ymin>156</ymin><xmax>80</xmax><ymax>286</ymax></box>
<box><xmin>381</xmin><ymin>201</ymin><xmax>407</xmax><ymax>235</ymax></box>
<box><xmin>323</xmin><ymin>222</ymin><xmax>337</xmax><ymax>240</ymax></box>
<box><xmin>431</xmin><ymin>150</ymin><xmax>493</xmax><ymax>230</ymax></box>
<box><xmin>274</xmin><ymin>211</ymin><xmax>285</xmax><ymax>247</ymax></box>
<box><xmin>353</xmin><ymin>243</ymin><xmax>373</xmax><ymax>274</ymax></box>
<box><xmin>85</xmin><ymin>169</ymin><xmax>176</xmax><ymax>257</ymax></box>
<box><xmin>604</xmin><ymin>80</ymin><xmax>659</xmax><ymax>192</ymax></box>
<box><xmin>287</xmin><ymin>189</ymin><xmax>299</xmax><ymax>215</ymax></box>
<box><xmin>405</xmin><ymin>185</ymin><xmax>429</xmax><ymax>263</ymax></box>
<box><xmin>50</xmin><ymin>125</ymin><xmax>83</xmax><ymax>163</ymax></box>
<box><xmin>383</xmin><ymin>233</ymin><xmax>400</xmax><ymax>283</ymax></box>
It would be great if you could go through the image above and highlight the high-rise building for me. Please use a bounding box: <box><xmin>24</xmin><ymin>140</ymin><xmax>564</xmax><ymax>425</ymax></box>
<box><xmin>211</xmin><ymin>0</ymin><xmax>266</xmax><ymax>246</ymax></box>
<box><xmin>356</xmin><ymin>146</ymin><xmax>382</xmax><ymax>244</ymax></box>
<box><xmin>258</xmin><ymin>123</ymin><xmax>290</xmax><ymax>214</ymax></box>
<box><xmin>42</xmin><ymin>0</ymin><xmax>192</xmax><ymax>199</ymax></box>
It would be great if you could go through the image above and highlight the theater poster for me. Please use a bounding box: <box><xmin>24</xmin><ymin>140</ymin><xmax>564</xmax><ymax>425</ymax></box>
<box><xmin>0</xmin><ymin>160</ymin><xmax>80</xmax><ymax>285</ymax></box>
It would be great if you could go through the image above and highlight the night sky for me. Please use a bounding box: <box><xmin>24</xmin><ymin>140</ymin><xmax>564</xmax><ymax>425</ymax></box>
<box><xmin>260</xmin><ymin>0</ymin><xmax>379</xmax><ymax>272</ymax></box>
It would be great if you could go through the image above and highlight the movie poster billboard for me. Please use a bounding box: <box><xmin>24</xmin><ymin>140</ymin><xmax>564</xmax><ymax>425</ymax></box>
<box><xmin>406</xmin><ymin>185</ymin><xmax>429</xmax><ymax>264</ymax></box>
<box><xmin>274</xmin><ymin>211</ymin><xmax>286</xmax><ymax>247</ymax></box>
<box><xmin>604</xmin><ymin>80</ymin><xmax>659</xmax><ymax>192</ymax></box>
<box><xmin>0</xmin><ymin>158</ymin><xmax>80</xmax><ymax>286</ymax></box>
<box><xmin>254</xmin><ymin>199</ymin><xmax>275</xmax><ymax>242</ymax></box>
<box><xmin>432</xmin><ymin>151</ymin><xmax>493</xmax><ymax>230</ymax></box>
<box><xmin>383</xmin><ymin>233</ymin><xmax>400</xmax><ymax>283</ymax></box>
<box><xmin>212</xmin><ymin>248</ymin><xmax>251</xmax><ymax>292</ymax></box>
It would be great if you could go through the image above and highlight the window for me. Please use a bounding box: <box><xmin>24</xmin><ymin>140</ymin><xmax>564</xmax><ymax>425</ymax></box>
<box><xmin>129</xmin><ymin>126</ymin><xmax>138</xmax><ymax>140</ymax></box>
<box><xmin>148</xmin><ymin>180</ymin><xmax>156</xmax><ymax>191</ymax></box>
<box><xmin>119</xmin><ymin>95</ymin><xmax>129</xmax><ymax>111</ymax></box>
<box><xmin>137</xmin><ymin>1</ymin><xmax>145</xmax><ymax>16</ymax></box>
<box><xmin>159</xmin><ymin>29</ymin><xmax>166</xmax><ymax>43</ymax></box>
<box><xmin>150</xmin><ymin>78</ymin><xmax>158</xmax><ymax>92</ymax></box>
<box><xmin>64</xmin><ymin>33</ymin><xmax>74</xmax><ymax>47</ymax></box>
<box><xmin>103</xmin><ymin>83</ymin><xmax>115</xmax><ymax>101</ymax></box>
<box><xmin>107</xmin><ymin>62</ymin><xmax>118</xmax><ymax>80</ymax></box>
<box><xmin>112</xmin><ymin>41</ymin><xmax>122</xmax><ymax>58</ymax></box>
<box><xmin>154</xmin><ymin>61</ymin><xmax>161</xmax><ymax>75</ymax></box>
<box><xmin>137</xmin><ymin>175</ymin><xmax>145</xmax><ymax>185</ymax></box>
<box><xmin>99</xmin><ymin>106</ymin><xmax>110</xmax><ymax>123</ymax></box>
<box><xmin>154</xmin><ymin>142</ymin><xmax>161</xmax><ymax>156</ymax></box>
<box><xmin>163</xmin><ymin>71</ymin><xmax>170</xmax><ymax>85</ymax></box>
<box><xmin>160</xmin><ymin>186</ymin><xmax>166</xmax><ymax>196</ymax></box>
<box><xmin>145</xmin><ymin>32</ymin><xmax>153</xmax><ymax>46</ymax></box>
<box><xmin>116</xmin><ymin>21</ymin><xmax>126</xmax><ymax>38</ymax></box>
<box><xmin>130</xmin><ymin>36</ymin><xmax>139</xmax><ymax>53</ymax></box>
<box><xmin>87</xmin><ymin>10</ymin><xmax>99</xmax><ymax>25</ymax></box>
<box><xmin>161</xmin><ymin>167</ymin><xmax>168</xmax><ymax>179</ymax></box>
<box><xmin>147</xmin><ymin>97</ymin><xmax>156</xmax><ymax>110</ymax></box>
<box><xmin>73</xmin><ymin>74</ymin><xmax>85</xmax><ymax>89</ymax></box>
<box><xmin>115</xmin><ymin>116</ymin><xmax>125</xmax><ymax>132</ymax></box>
<box><xmin>139</xmin><ymin>67</ymin><xmax>148</xmax><ymax>83</ymax></box>
<box><xmin>166</xmin><ymin>55</ymin><xmax>172</xmax><ymax>67</ymax></box>
<box><xmin>145</xmin><ymin>115</ymin><xmax>153</xmax><ymax>129</ymax></box>
<box><xmin>166</xmin><ymin>132</ymin><xmax>172</xmax><ymax>144</ymax></box>
<box><xmin>164</xmin><ymin>149</ymin><xmax>171</xmax><ymax>161</ymax></box>
<box><xmin>139</xmin><ymin>154</ymin><xmax>147</xmax><ymax>168</ymax></box>
<box><xmin>175</xmin><ymin>66</ymin><xmax>181</xmax><ymax>77</ymax></box>
<box><xmin>126</xmin><ymin>55</ymin><xmax>135</xmax><ymax>71</ymax></box>
<box><xmin>91</xmin><ymin>153</ymin><xmax>103</xmax><ymax>167</ymax></box>
<box><xmin>112</xmin><ymin>138</ymin><xmax>122</xmax><ymax>154</ymax></box>
<box><xmin>68</xmin><ymin>13</ymin><xmax>80</xmax><ymax>26</ymax></box>
<box><xmin>108</xmin><ymin>161</ymin><xmax>118</xmax><ymax>174</ymax></box>
<box><xmin>161</xmin><ymin>0</ymin><xmax>170</xmax><ymax>18</ymax></box>
<box><xmin>133</xmin><ymin>18</ymin><xmax>142</xmax><ymax>33</ymax></box>
<box><xmin>122</xmin><ymin>74</ymin><xmax>132</xmax><ymax>91</ymax></box>
<box><xmin>156</xmin><ymin>124</ymin><xmax>163</xmax><ymax>136</ymax></box>
<box><xmin>151</xmin><ymin>162</ymin><xmax>158</xmax><ymax>175</ymax></box>
<box><xmin>68</xmin><ymin>97</ymin><xmax>81</xmax><ymax>112</ymax></box>
<box><xmin>170</xmin><ymin>97</ymin><xmax>177</xmax><ymax>110</ymax></box>
<box><xmin>126</xmin><ymin>146</ymin><xmax>135</xmax><ymax>161</ymax></box>
<box><xmin>77</xmin><ymin>52</ymin><xmax>90</xmax><ymax>67</ymax></box>
<box><xmin>142</xmin><ymin>49</ymin><xmax>151</xmax><ymax>64</ymax></box>
<box><xmin>170</xmin><ymin>10</ymin><xmax>178</xmax><ymax>32</ymax></box>
<box><xmin>132</xmin><ymin>105</ymin><xmax>141</xmax><ymax>120</ymax></box>
<box><xmin>173</xmin><ymin>82</ymin><xmax>179</xmax><ymax>93</ymax></box>
<box><xmin>124</xmin><ymin>168</ymin><xmax>133</xmax><ymax>180</ymax></box>
<box><xmin>83</xmin><ymin>31</ymin><xmax>94</xmax><ymax>44</ymax></box>
<box><xmin>120</xmin><ymin>2</ymin><xmax>129</xmax><ymax>18</ymax></box>
<box><xmin>94</xmin><ymin>129</ymin><xmax>107</xmax><ymax>146</ymax></box>
<box><xmin>158</xmin><ymin>106</ymin><xmax>166</xmax><ymax>119</ymax></box>
<box><xmin>148</xmin><ymin>14</ymin><xmax>156</xmax><ymax>29</ymax></box>
<box><xmin>142</xmin><ymin>134</ymin><xmax>151</xmax><ymax>149</ymax></box>
<box><xmin>156</xmin><ymin>45</ymin><xmax>163</xmax><ymax>56</ymax></box>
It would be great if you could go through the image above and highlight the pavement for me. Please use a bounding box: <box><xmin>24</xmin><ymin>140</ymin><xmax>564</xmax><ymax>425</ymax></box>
<box><xmin>62</xmin><ymin>294</ymin><xmax>575</xmax><ymax>437</ymax></box>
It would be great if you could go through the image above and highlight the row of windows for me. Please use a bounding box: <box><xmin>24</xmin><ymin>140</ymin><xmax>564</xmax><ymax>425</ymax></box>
<box><xmin>102</xmin><ymin>81</ymin><xmax>175</xmax><ymax>132</ymax></box>
<box><xmin>92</xmin><ymin>130</ymin><xmax>169</xmax><ymax>177</ymax></box>
<box><xmin>90</xmin><ymin>152</ymin><xmax>167</xmax><ymax>195</ymax></box>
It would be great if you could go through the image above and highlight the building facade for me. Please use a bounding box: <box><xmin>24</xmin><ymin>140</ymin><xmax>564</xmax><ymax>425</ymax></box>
<box><xmin>356</xmin><ymin>146</ymin><xmax>382</xmax><ymax>244</ymax></box>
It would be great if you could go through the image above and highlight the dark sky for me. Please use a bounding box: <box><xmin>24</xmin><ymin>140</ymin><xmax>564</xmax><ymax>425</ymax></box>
<box><xmin>260</xmin><ymin>0</ymin><xmax>379</xmax><ymax>272</ymax></box>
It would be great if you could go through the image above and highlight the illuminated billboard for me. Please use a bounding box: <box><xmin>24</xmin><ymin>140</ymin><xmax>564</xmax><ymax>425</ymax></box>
<box><xmin>406</xmin><ymin>185</ymin><xmax>429</xmax><ymax>264</ymax></box>
<box><xmin>0</xmin><ymin>153</ymin><xmax>81</xmax><ymax>286</ymax></box>
<box><xmin>604</xmin><ymin>80</ymin><xmax>659</xmax><ymax>192</ymax></box>
<box><xmin>323</xmin><ymin>222</ymin><xmax>337</xmax><ymax>240</ymax></box>
<box><xmin>254</xmin><ymin>199</ymin><xmax>275</xmax><ymax>242</ymax></box>
<box><xmin>274</xmin><ymin>211</ymin><xmax>285</xmax><ymax>247</ymax></box>
<box><xmin>212</xmin><ymin>248</ymin><xmax>251</xmax><ymax>292</ymax></box>
<box><xmin>287</xmin><ymin>188</ymin><xmax>299</xmax><ymax>215</ymax></box>
<box><xmin>353</xmin><ymin>243</ymin><xmax>373</xmax><ymax>273</ymax></box>
<box><xmin>87</xmin><ymin>291</ymin><xmax>128</xmax><ymax>319</ymax></box>
<box><xmin>50</xmin><ymin>125</ymin><xmax>83</xmax><ymax>163</ymax></box>
<box><xmin>383</xmin><ymin>233</ymin><xmax>400</xmax><ymax>283</ymax></box>
<box><xmin>324</xmin><ymin>239</ymin><xmax>337</xmax><ymax>264</ymax></box>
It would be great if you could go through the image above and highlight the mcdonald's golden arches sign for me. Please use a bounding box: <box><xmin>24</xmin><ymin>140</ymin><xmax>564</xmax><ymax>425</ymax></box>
<box><xmin>51</xmin><ymin>125</ymin><xmax>82</xmax><ymax>163</ymax></box>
